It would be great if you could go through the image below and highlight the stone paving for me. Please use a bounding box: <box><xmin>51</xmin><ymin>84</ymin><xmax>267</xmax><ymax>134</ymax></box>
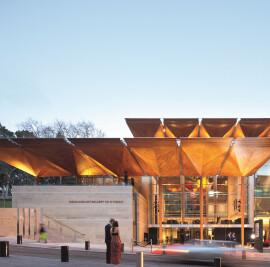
<box><xmin>0</xmin><ymin>236</ymin><xmax>155</xmax><ymax>253</ymax></box>
<box><xmin>1</xmin><ymin>237</ymin><xmax>270</xmax><ymax>266</ymax></box>
<box><xmin>0</xmin><ymin>254</ymin><xmax>208</xmax><ymax>267</ymax></box>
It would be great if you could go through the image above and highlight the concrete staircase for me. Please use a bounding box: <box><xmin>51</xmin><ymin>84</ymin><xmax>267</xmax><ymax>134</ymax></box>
<box><xmin>43</xmin><ymin>214</ymin><xmax>85</xmax><ymax>243</ymax></box>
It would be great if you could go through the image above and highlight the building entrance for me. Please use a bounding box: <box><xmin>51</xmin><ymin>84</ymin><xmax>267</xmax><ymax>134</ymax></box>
<box><xmin>162</xmin><ymin>227</ymin><xmax>200</xmax><ymax>244</ymax></box>
<box><xmin>161</xmin><ymin>225</ymin><xmax>214</xmax><ymax>242</ymax></box>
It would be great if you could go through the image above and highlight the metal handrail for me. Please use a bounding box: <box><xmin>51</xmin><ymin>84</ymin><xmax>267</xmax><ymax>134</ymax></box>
<box><xmin>43</xmin><ymin>214</ymin><xmax>85</xmax><ymax>241</ymax></box>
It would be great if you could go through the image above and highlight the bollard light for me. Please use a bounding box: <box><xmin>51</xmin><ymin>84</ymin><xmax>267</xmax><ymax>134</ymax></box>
<box><xmin>85</xmin><ymin>241</ymin><xmax>90</xmax><ymax>250</ymax></box>
<box><xmin>0</xmin><ymin>241</ymin><xmax>9</xmax><ymax>257</ymax></box>
<box><xmin>214</xmin><ymin>257</ymin><xmax>221</xmax><ymax>267</ymax></box>
<box><xmin>17</xmin><ymin>235</ymin><xmax>22</xmax><ymax>244</ymax></box>
<box><xmin>61</xmin><ymin>246</ymin><xmax>69</xmax><ymax>262</ymax></box>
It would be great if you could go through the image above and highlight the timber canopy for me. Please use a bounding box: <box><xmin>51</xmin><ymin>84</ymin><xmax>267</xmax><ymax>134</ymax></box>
<box><xmin>0</xmin><ymin>118</ymin><xmax>270</xmax><ymax>178</ymax></box>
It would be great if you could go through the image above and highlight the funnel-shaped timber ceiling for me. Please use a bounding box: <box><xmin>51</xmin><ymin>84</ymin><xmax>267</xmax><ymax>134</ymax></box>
<box><xmin>238</xmin><ymin>118</ymin><xmax>270</xmax><ymax>137</ymax></box>
<box><xmin>125</xmin><ymin>119</ymin><xmax>164</xmax><ymax>137</ymax></box>
<box><xmin>0</xmin><ymin>136</ymin><xmax>269</xmax><ymax>178</ymax></box>
<box><xmin>125</xmin><ymin>138</ymin><xmax>180</xmax><ymax>177</ymax></box>
<box><xmin>126</xmin><ymin>118</ymin><xmax>270</xmax><ymax>138</ymax></box>
<box><xmin>0</xmin><ymin>118</ymin><xmax>270</xmax><ymax>178</ymax></box>
<box><xmin>71</xmin><ymin>147</ymin><xmax>115</xmax><ymax>176</ymax></box>
<box><xmin>200</xmin><ymin>119</ymin><xmax>237</xmax><ymax>137</ymax></box>
<box><xmin>69</xmin><ymin>138</ymin><xmax>143</xmax><ymax>177</ymax></box>
<box><xmin>0</xmin><ymin>139</ymin><xmax>70</xmax><ymax>177</ymax></box>
<box><xmin>14</xmin><ymin>138</ymin><xmax>78</xmax><ymax>175</ymax></box>
<box><xmin>180</xmin><ymin>138</ymin><xmax>232</xmax><ymax>176</ymax></box>
<box><xmin>220</xmin><ymin>138</ymin><xmax>270</xmax><ymax>177</ymax></box>
<box><xmin>164</xmin><ymin>119</ymin><xmax>199</xmax><ymax>137</ymax></box>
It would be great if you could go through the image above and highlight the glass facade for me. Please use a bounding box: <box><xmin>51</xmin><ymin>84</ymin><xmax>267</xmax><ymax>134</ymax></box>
<box><xmin>149</xmin><ymin>175</ymin><xmax>251</xmax><ymax>243</ymax></box>
<box><xmin>151</xmin><ymin>176</ymin><xmax>249</xmax><ymax>225</ymax></box>
<box><xmin>254</xmin><ymin>160</ymin><xmax>270</xmax><ymax>241</ymax></box>
<box><xmin>255</xmin><ymin>173</ymin><xmax>270</xmax><ymax>216</ymax></box>
<box><xmin>163</xmin><ymin>178</ymin><xmax>181</xmax><ymax>219</ymax></box>
<box><xmin>36</xmin><ymin>176</ymin><xmax>131</xmax><ymax>186</ymax></box>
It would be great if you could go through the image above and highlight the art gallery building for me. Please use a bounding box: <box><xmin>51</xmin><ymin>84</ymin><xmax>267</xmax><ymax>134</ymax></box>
<box><xmin>1</xmin><ymin>118</ymin><xmax>270</xmax><ymax>246</ymax></box>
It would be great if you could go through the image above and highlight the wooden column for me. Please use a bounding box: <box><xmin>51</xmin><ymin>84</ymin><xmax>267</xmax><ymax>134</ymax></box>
<box><xmin>214</xmin><ymin>176</ymin><xmax>217</xmax><ymax>222</ymax></box>
<box><xmin>200</xmin><ymin>177</ymin><xmax>203</xmax><ymax>242</ymax></box>
<box><xmin>241</xmin><ymin>177</ymin><xmax>245</xmax><ymax>246</ymax></box>
<box><xmin>206</xmin><ymin>188</ymin><xmax>209</xmax><ymax>225</ymax></box>
<box><xmin>159</xmin><ymin>178</ymin><xmax>163</xmax><ymax>244</ymax></box>
<box><xmin>35</xmin><ymin>177</ymin><xmax>39</xmax><ymax>185</ymax></box>
<box><xmin>180</xmin><ymin>175</ymin><xmax>185</xmax><ymax>223</ymax></box>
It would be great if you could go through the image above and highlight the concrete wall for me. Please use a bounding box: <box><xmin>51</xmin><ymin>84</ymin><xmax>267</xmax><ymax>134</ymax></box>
<box><xmin>0</xmin><ymin>208</ymin><xmax>17</xmax><ymax>237</ymax></box>
<box><xmin>0</xmin><ymin>208</ymin><xmax>40</xmax><ymax>239</ymax></box>
<box><xmin>12</xmin><ymin>186</ymin><xmax>133</xmax><ymax>245</ymax></box>
<box><xmin>134</xmin><ymin>192</ymin><xmax>148</xmax><ymax>242</ymax></box>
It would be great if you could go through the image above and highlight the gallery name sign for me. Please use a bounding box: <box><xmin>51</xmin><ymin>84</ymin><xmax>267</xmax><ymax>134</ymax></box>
<box><xmin>69</xmin><ymin>200</ymin><xmax>124</xmax><ymax>204</ymax></box>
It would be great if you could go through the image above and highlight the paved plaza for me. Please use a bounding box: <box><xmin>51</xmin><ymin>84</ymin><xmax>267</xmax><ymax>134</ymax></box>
<box><xmin>0</xmin><ymin>255</ymin><xmax>209</xmax><ymax>267</ymax></box>
<box><xmin>0</xmin><ymin>237</ymin><xmax>204</xmax><ymax>267</ymax></box>
<box><xmin>1</xmin><ymin>237</ymin><xmax>270</xmax><ymax>267</ymax></box>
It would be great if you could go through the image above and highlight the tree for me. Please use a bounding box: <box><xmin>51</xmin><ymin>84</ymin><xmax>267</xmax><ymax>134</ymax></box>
<box><xmin>15</xmin><ymin>130</ymin><xmax>36</xmax><ymax>138</ymax></box>
<box><xmin>17</xmin><ymin>118</ymin><xmax>105</xmax><ymax>138</ymax></box>
<box><xmin>0</xmin><ymin>123</ymin><xmax>14</xmax><ymax>138</ymax></box>
<box><xmin>76</xmin><ymin>120</ymin><xmax>105</xmax><ymax>138</ymax></box>
<box><xmin>0</xmin><ymin>162</ymin><xmax>19</xmax><ymax>207</ymax></box>
<box><xmin>16</xmin><ymin>118</ymin><xmax>45</xmax><ymax>137</ymax></box>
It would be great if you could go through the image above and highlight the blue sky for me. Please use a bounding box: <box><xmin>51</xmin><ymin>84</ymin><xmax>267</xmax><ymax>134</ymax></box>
<box><xmin>0</xmin><ymin>0</ymin><xmax>269</xmax><ymax>137</ymax></box>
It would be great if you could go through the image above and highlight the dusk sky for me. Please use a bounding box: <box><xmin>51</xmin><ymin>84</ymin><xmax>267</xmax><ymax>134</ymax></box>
<box><xmin>1</xmin><ymin>0</ymin><xmax>269</xmax><ymax>137</ymax></box>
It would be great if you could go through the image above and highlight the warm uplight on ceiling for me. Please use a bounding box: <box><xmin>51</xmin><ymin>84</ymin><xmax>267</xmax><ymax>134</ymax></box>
<box><xmin>16</xmin><ymin>163</ymin><xmax>36</xmax><ymax>176</ymax></box>
<box><xmin>81</xmin><ymin>169</ymin><xmax>95</xmax><ymax>176</ymax></box>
